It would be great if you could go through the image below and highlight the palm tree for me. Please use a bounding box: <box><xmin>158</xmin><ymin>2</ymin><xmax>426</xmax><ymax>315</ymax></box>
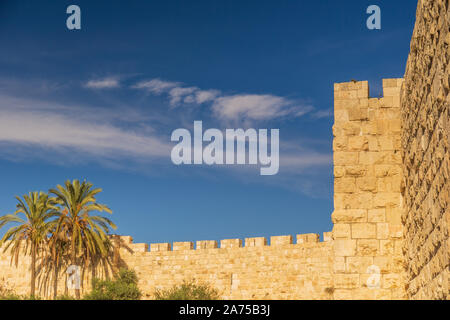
<box><xmin>49</xmin><ymin>179</ymin><xmax>116</xmax><ymax>299</ymax></box>
<box><xmin>46</xmin><ymin>229</ymin><xmax>70</xmax><ymax>299</ymax></box>
<box><xmin>0</xmin><ymin>192</ymin><xmax>58</xmax><ymax>297</ymax></box>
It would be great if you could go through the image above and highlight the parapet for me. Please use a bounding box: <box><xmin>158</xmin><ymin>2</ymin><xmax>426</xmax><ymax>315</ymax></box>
<box><xmin>333</xmin><ymin>79</ymin><xmax>404</xmax><ymax>127</ymax></box>
<box><xmin>334</xmin><ymin>81</ymin><xmax>370</xmax><ymax>99</ymax></box>
<box><xmin>113</xmin><ymin>231</ymin><xmax>332</xmax><ymax>254</ymax></box>
<box><xmin>334</xmin><ymin>79</ymin><xmax>403</xmax><ymax>98</ymax></box>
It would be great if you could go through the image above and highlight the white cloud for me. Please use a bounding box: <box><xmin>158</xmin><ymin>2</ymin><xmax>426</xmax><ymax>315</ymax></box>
<box><xmin>165</xmin><ymin>87</ymin><xmax>221</xmax><ymax>107</ymax></box>
<box><xmin>311</xmin><ymin>109</ymin><xmax>333</xmax><ymax>119</ymax></box>
<box><xmin>132</xmin><ymin>79</ymin><xmax>180</xmax><ymax>94</ymax></box>
<box><xmin>280</xmin><ymin>153</ymin><xmax>331</xmax><ymax>171</ymax></box>
<box><xmin>0</xmin><ymin>76</ymin><xmax>329</xmax><ymax>196</ymax></box>
<box><xmin>194</xmin><ymin>89</ymin><xmax>221</xmax><ymax>104</ymax></box>
<box><xmin>168</xmin><ymin>86</ymin><xmax>197</xmax><ymax>106</ymax></box>
<box><xmin>84</xmin><ymin>77</ymin><xmax>120</xmax><ymax>89</ymax></box>
<box><xmin>212</xmin><ymin>94</ymin><xmax>313</xmax><ymax>121</ymax></box>
<box><xmin>133</xmin><ymin>78</ymin><xmax>313</xmax><ymax>121</ymax></box>
<box><xmin>0</xmin><ymin>95</ymin><xmax>171</xmax><ymax>162</ymax></box>
<box><xmin>133</xmin><ymin>79</ymin><xmax>221</xmax><ymax>107</ymax></box>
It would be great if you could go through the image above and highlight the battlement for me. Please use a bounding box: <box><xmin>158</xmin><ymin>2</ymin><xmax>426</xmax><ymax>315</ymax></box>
<box><xmin>1</xmin><ymin>0</ymin><xmax>447</xmax><ymax>300</ymax></box>
<box><xmin>334</xmin><ymin>79</ymin><xmax>403</xmax><ymax>125</ymax></box>
<box><xmin>334</xmin><ymin>79</ymin><xmax>403</xmax><ymax>97</ymax></box>
<box><xmin>114</xmin><ymin>232</ymin><xmax>333</xmax><ymax>253</ymax></box>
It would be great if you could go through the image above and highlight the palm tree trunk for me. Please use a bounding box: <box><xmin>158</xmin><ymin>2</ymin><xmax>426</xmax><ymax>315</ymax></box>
<box><xmin>91</xmin><ymin>258</ymin><xmax>96</xmax><ymax>284</ymax></box>
<box><xmin>71</xmin><ymin>242</ymin><xmax>80</xmax><ymax>299</ymax></box>
<box><xmin>53</xmin><ymin>257</ymin><xmax>59</xmax><ymax>299</ymax></box>
<box><xmin>64</xmin><ymin>272</ymin><xmax>68</xmax><ymax>296</ymax></box>
<box><xmin>30</xmin><ymin>242</ymin><xmax>36</xmax><ymax>297</ymax></box>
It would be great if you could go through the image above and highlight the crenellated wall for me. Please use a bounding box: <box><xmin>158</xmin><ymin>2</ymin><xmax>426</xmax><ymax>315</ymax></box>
<box><xmin>331</xmin><ymin>79</ymin><xmax>407</xmax><ymax>300</ymax></box>
<box><xmin>0</xmin><ymin>0</ymin><xmax>448</xmax><ymax>300</ymax></box>
<box><xmin>116</xmin><ymin>233</ymin><xmax>334</xmax><ymax>300</ymax></box>
<box><xmin>0</xmin><ymin>232</ymin><xmax>335</xmax><ymax>299</ymax></box>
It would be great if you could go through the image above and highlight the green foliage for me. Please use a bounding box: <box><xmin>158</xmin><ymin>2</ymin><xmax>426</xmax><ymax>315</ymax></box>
<box><xmin>0</xmin><ymin>293</ymin><xmax>41</xmax><ymax>300</ymax></box>
<box><xmin>54</xmin><ymin>294</ymin><xmax>76</xmax><ymax>300</ymax></box>
<box><xmin>50</xmin><ymin>179</ymin><xmax>117</xmax><ymax>299</ymax></box>
<box><xmin>84</xmin><ymin>268</ymin><xmax>141</xmax><ymax>300</ymax></box>
<box><xmin>0</xmin><ymin>293</ymin><xmax>22</xmax><ymax>300</ymax></box>
<box><xmin>154</xmin><ymin>281</ymin><xmax>219</xmax><ymax>300</ymax></box>
<box><xmin>0</xmin><ymin>282</ymin><xmax>20</xmax><ymax>300</ymax></box>
<box><xmin>0</xmin><ymin>192</ymin><xmax>59</xmax><ymax>296</ymax></box>
<box><xmin>0</xmin><ymin>180</ymin><xmax>118</xmax><ymax>299</ymax></box>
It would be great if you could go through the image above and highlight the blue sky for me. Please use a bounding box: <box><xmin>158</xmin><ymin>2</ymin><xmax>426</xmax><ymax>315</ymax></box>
<box><xmin>0</xmin><ymin>0</ymin><xmax>417</xmax><ymax>244</ymax></box>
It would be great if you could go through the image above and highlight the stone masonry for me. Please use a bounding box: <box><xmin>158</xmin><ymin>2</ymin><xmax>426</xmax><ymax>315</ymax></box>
<box><xmin>401</xmin><ymin>0</ymin><xmax>449</xmax><ymax>300</ymax></box>
<box><xmin>332</xmin><ymin>79</ymin><xmax>406</xmax><ymax>300</ymax></box>
<box><xmin>0</xmin><ymin>0</ymin><xmax>448</xmax><ymax>300</ymax></box>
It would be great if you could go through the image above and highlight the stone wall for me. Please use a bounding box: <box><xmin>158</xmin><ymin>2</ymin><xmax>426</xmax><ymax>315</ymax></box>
<box><xmin>0</xmin><ymin>240</ymin><xmax>113</xmax><ymax>298</ymax></box>
<box><xmin>118</xmin><ymin>234</ymin><xmax>334</xmax><ymax>300</ymax></box>
<box><xmin>401</xmin><ymin>0</ymin><xmax>449</xmax><ymax>300</ymax></box>
<box><xmin>0</xmin><ymin>0</ymin><xmax>448</xmax><ymax>300</ymax></box>
<box><xmin>0</xmin><ymin>233</ymin><xmax>334</xmax><ymax>299</ymax></box>
<box><xmin>331</xmin><ymin>79</ymin><xmax>407</xmax><ymax>300</ymax></box>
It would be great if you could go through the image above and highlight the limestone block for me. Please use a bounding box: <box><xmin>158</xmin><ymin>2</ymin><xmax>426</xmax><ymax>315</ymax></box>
<box><xmin>334</xmin><ymin>274</ymin><xmax>360</xmax><ymax>289</ymax></box>
<box><xmin>348</xmin><ymin>136</ymin><xmax>369</xmax><ymax>151</ymax></box>
<box><xmin>346</xmin><ymin>256</ymin><xmax>374</xmax><ymax>274</ymax></box>
<box><xmin>386</xmin><ymin>207</ymin><xmax>403</xmax><ymax>225</ymax></box>
<box><xmin>333</xmin><ymin>257</ymin><xmax>346</xmax><ymax>273</ymax></box>
<box><xmin>333</xmin><ymin>289</ymin><xmax>353</xmax><ymax>300</ymax></box>
<box><xmin>362</xmin><ymin>122</ymin><xmax>378</xmax><ymax>135</ymax></box>
<box><xmin>383</xmin><ymin>86</ymin><xmax>401</xmax><ymax>97</ymax></box>
<box><xmin>373</xmin><ymin>193</ymin><xmax>401</xmax><ymax>208</ymax></box>
<box><xmin>173</xmin><ymin>241</ymin><xmax>194</xmax><ymax>251</ymax></box>
<box><xmin>333</xmin><ymin>137</ymin><xmax>348</xmax><ymax>151</ymax></box>
<box><xmin>332</xmin><ymin>209</ymin><xmax>367</xmax><ymax>223</ymax></box>
<box><xmin>388</xmin><ymin>225</ymin><xmax>403</xmax><ymax>239</ymax></box>
<box><xmin>334</xmin><ymin>110</ymin><xmax>349</xmax><ymax>122</ymax></box>
<box><xmin>368</xmin><ymin>208</ymin><xmax>386</xmax><ymax>222</ymax></box>
<box><xmin>244</xmin><ymin>237</ymin><xmax>267</xmax><ymax>247</ymax></box>
<box><xmin>382</xmin><ymin>274</ymin><xmax>403</xmax><ymax>289</ymax></box>
<box><xmin>379</xmin><ymin>240</ymin><xmax>395</xmax><ymax>256</ymax></box>
<box><xmin>334</xmin><ymin>239</ymin><xmax>357</xmax><ymax>257</ymax></box>
<box><xmin>220</xmin><ymin>239</ymin><xmax>243</xmax><ymax>249</ymax></box>
<box><xmin>376</xmin><ymin>223</ymin><xmax>390</xmax><ymax>240</ymax></box>
<box><xmin>334</xmin><ymin>166</ymin><xmax>345</xmax><ymax>178</ymax></box>
<box><xmin>383</xmin><ymin>78</ymin><xmax>400</xmax><ymax>88</ymax></box>
<box><xmin>356</xmin><ymin>177</ymin><xmax>377</xmax><ymax>192</ymax></box>
<box><xmin>150</xmin><ymin>243</ymin><xmax>171</xmax><ymax>252</ymax></box>
<box><xmin>129</xmin><ymin>243</ymin><xmax>149</xmax><ymax>253</ymax></box>
<box><xmin>270</xmin><ymin>235</ymin><xmax>293</xmax><ymax>246</ymax></box>
<box><xmin>352</xmin><ymin>288</ymin><xmax>392</xmax><ymax>300</ymax></box>
<box><xmin>356</xmin><ymin>239</ymin><xmax>379</xmax><ymax>256</ymax></box>
<box><xmin>348</xmin><ymin>108</ymin><xmax>369</xmax><ymax>121</ymax></box>
<box><xmin>334</xmin><ymin>152</ymin><xmax>359</xmax><ymax>165</ymax></box>
<box><xmin>351</xmin><ymin>223</ymin><xmax>377</xmax><ymax>239</ymax></box>
<box><xmin>377</xmin><ymin>177</ymin><xmax>401</xmax><ymax>192</ymax></box>
<box><xmin>344</xmin><ymin>165</ymin><xmax>368</xmax><ymax>177</ymax></box>
<box><xmin>323</xmin><ymin>232</ymin><xmax>333</xmax><ymax>242</ymax></box>
<box><xmin>296</xmin><ymin>233</ymin><xmax>319</xmax><ymax>244</ymax></box>
<box><xmin>196</xmin><ymin>240</ymin><xmax>218</xmax><ymax>250</ymax></box>
<box><xmin>332</xmin><ymin>224</ymin><xmax>351</xmax><ymax>239</ymax></box>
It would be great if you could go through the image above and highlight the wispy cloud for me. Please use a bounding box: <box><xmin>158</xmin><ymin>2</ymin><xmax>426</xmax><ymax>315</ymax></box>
<box><xmin>132</xmin><ymin>78</ymin><xmax>180</xmax><ymax>94</ymax></box>
<box><xmin>193</xmin><ymin>89</ymin><xmax>221</xmax><ymax>104</ymax></box>
<box><xmin>212</xmin><ymin>94</ymin><xmax>312</xmax><ymax>121</ymax></box>
<box><xmin>84</xmin><ymin>77</ymin><xmax>120</xmax><ymax>89</ymax></box>
<box><xmin>168</xmin><ymin>86</ymin><xmax>198</xmax><ymax>106</ymax></box>
<box><xmin>0</xmin><ymin>77</ymin><xmax>331</xmax><ymax>195</ymax></box>
<box><xmin>311</xmin><ymin>109</ymin><xmax>332</xmax><ymax>119</ymax></box>
<box><xmin>133</xmin><ymin>78</ymin><xmax>314</xmax><ymax>122</ymax></box>
<box><xmin>0</xmin><ymin>95</ymin><xmax>171</xmax><ymax>163</ymax></box>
